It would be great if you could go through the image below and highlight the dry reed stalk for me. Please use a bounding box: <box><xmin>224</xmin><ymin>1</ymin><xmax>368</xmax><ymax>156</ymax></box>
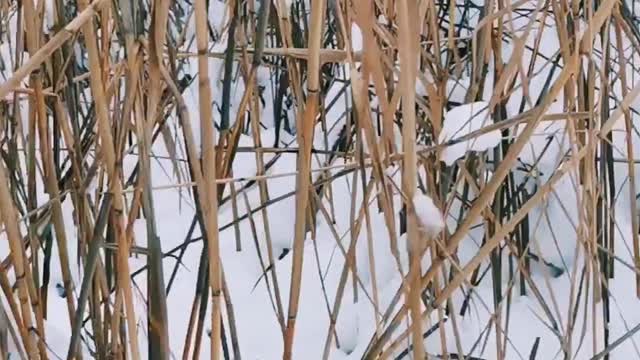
<box><xmin>249</xmin><ymin>87</ymin><xmax>287</xmax><ymax>334</ymax></box>
<box><xmin>383</xmin><ymin>146</ymin><xmax>588</xmax><ymax>355</ymax></box>
<box><xmin>145</xmin><ymin>0</ymin><xmax>172</xmax><ymax>356</ymax></box>
<box><xmin>365</xmin><ymin>35</ymin><xmax>580</xmax><ymax>359</ymax></box>
<box><xmin>345</xmin><ymin>12</ymin><xmax>401</xmax><ymax>297</ymax></box>
<box><xmin>20</xmin><ymin>42</ymin><xmax>51</xmax><ymax>360</ymax></box>
<box><xmin>1</xmin><ymin>0</ymin><xmax>639</xmax><ymax>358</ymax></box>
<box><xmin>76</xmin><ymin>0</ymin><xmax>140</xmax><ymax>357</ymax></box>
<box><xmin>396</xmin><ymin>0</ymin><xmax>423</xmax><ymax>357</ymax></box>
<box><xmin>283</xmin><ymin>0</ymin><xmax>325</xmax><ymax>357</ymax></box>
<box><xmin>0</xmin><ymin>162</ymin><xmax>38</xmax><ymax>358</ymax></box>
<box><xmin>0</xmin><ymin>269</ymin><xmax>28</xmax><ymax>360</ymax></box>
<box><xmin>193</xmin><ymin>0</ymin><xmax>223</xmax><ymax>358</ymax></box>
<box><xmin>0</xmin><ymin>0</ymin><xmax>108</xmax><ymax>99</ymax></box>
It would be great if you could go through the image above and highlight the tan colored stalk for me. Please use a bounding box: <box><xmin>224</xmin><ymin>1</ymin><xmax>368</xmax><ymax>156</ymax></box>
<box><xmin>192</xmin><ymin>0</ymin><xmax>223</xmax><ymax>358</ymax></box>
<box><xmin>249</xmin><ymin>89</ymin><xmax>286</xmax><ymax>333</ymax></box>
<box><xmin>36</xmin><ymin>79</ymin><xmax>77</xmax><ymax>347</ymax></box>
<box><xmin>341</xmin><ymin>2</ymin><xmax>400</xmax><ymax>278</ymax></box>
<box><xmin>0</xmin><ymin>0</ymin><xmax>109</xmax><ymax>99</ymax></box>
<box><xmin>396</xmin><ymin>0</ymin><xmax>423</xmax><ymax>358</ymax></box>
<box><xmin>0</xmin><ymin>162</ymin><xmax>38</xmax><ymax>358</ymax></box>
<box><xmin>0</xmin><ymin>269</ymin><xmax>28</xmax><ymax>359</ymax></box>
<box><xmin>282</xmin><ymin>0</ymin><xmax>325</xmax><ymax>358</ymax></box>
<box><xmin>76</xmin><ymin>0</ymin><xmax>140</xmax><ymax>358</ymax></box>
<box><xmin>365</xmin><ymin>42</ymin><xmax>580</xmax><ymax>358</ymax></box>
<box><xmin>385</xmin><ymin>147</ymin><xmax>588</xmax><ymax>353</ymax></box>
<box><xmin>145</xmin><ymin>0</ymin><xmax>172</xmax><ymax>356</ymax></box>
<box><xmin>20</xmin><ymin>2</ymin><xmax>53</xmax><ymax>356</ymax></box>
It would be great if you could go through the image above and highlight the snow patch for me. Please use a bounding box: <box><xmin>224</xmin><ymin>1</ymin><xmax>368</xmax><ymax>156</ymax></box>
<box><xmin>414</xmin><ymin>193</ymin><xmax>444</xmax><ymax>239</ymax></box>
<box><xmin>351</xmin><ymin>23</ymin><xmax>363</xmax><ymax>52</ymax></box>
<box><xmin>438</xmin><ymin>101</ymin><xmax>501</xmax><ymax>165</ymax></box>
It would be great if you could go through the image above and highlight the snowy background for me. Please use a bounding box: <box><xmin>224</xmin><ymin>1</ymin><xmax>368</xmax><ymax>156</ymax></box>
<box><xmin>2</xmin><ymin>0</ymin><xmax>640</xmax><ymax>359</ymax></box>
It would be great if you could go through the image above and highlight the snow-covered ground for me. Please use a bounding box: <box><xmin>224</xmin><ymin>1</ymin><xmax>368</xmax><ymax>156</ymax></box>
<box><xmin>2</xmin><ymin>0</ymin><xmax>640</xmax><ymax>359</ymax></box>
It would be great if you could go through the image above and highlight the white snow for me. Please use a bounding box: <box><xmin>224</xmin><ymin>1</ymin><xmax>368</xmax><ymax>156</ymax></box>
<box><xmin>351</xmin><ymin>23</ymin><xmax>363</xmax><ymax>52</ymax></box>
<box><xmin>438</xmin><ymin>101</ymin><xmax>501</xmax><ymax>165</ymax></box>
<box><xmin>43</xmin><ymin>0</ymin><xmax>55</xmax><ymax>33</ymax></box>
<box><xmin>3</xmin><ymin>0</ymin><xmax>640</xmax><ymax>359</ymax></box>
<box><xmin>413</xmin><ymin>193</ymin><xmax>445</xmax><ymax>239</ymax></box>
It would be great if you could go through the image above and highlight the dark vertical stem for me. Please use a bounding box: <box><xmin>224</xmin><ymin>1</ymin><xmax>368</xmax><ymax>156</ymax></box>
<box><xmin>221</xmin><ymin>0</ymin><xmax>239</xmax><ymax>131</ymax></box>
